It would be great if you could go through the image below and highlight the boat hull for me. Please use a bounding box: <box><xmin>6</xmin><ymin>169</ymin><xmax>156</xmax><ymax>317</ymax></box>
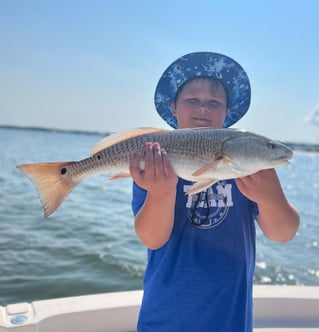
<box><xmin>1</xmin><ymin>286</ymin><xmax>319</xmax><ymax>331</ymax></box>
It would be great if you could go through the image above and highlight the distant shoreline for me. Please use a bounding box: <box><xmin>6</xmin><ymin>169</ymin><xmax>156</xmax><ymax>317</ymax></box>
<box><xmin>0</xmin><ymin>124</ymin><xmax>110</xmax><ymax>137</ymax></box>
<box><xmin>283</xmin><ymin>142</ymin><xmax>319</xmax><ymax>153</ymax></box>
<box><xmin>1</xmin><ymin>124</ymin><xmax>318</xmax><ymax>152</ymax></box>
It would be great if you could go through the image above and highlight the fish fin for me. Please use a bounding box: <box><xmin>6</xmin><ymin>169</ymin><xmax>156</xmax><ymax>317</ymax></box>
<box><xmin>187</xmin><ymin>179</ymin><xmax>218</xmax><ymax>195</ymax></box>
<box><xmin>91</xmin><ymin>127</ymin><xmax>169</xmax><ymax>155</ymax></box>
<box><xmin>17</xmin><ymin>162</ymin><xmax>77</xmax><ymax>217</ymax></box>
<box><xmin>223</xmin><ymin>156</ymin><xmax>243</xmax><ymax>173</ymax></box>
<box><xmin>191</xmin><ymin>157</ymin><xmax>222</xmax><ymax>177</ymax></box>
<box><xmin>109</xmin><ymin>172</ymin><xmax>131</xmax><ymax>181</ymax></box>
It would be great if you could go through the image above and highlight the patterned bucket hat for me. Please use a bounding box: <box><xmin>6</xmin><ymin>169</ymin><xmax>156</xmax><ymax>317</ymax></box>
<box><xmin>154</xmin><ymin>52</ymin><xmax>251</xmax><ymax>128</ymax></box>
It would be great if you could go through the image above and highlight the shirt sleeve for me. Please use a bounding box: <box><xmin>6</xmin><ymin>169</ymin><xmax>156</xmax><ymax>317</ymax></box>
<box><xmin>131</xmin><ymin>181</ymin><xmax>147</xmax><ymax>216</ymax></box>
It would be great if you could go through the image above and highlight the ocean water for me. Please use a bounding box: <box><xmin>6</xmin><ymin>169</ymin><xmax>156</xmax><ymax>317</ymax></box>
<box><xmin>0</xmin><ymin>127</ymin><xmax>318</xmax><ymax>306</ymax></box>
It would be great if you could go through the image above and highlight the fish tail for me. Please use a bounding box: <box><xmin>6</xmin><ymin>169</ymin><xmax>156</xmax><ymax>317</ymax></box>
<box><xmin>17</xmin><ymin>161</ymin><xmax>77</xmax><ymax>217</ymax></box>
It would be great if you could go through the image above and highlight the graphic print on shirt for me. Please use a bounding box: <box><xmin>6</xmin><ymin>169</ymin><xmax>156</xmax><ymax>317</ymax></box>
<box><xmin>185</xmin><ymin>181</ymin><xmax>233</xmax><ymax>229</ymax></box>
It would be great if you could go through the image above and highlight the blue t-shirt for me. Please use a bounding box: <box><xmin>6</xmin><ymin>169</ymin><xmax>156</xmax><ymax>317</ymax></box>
<box><xmin>132</xmin><ymin>178</ymin><xmax>258</xmax><ymax>332</ymax></box>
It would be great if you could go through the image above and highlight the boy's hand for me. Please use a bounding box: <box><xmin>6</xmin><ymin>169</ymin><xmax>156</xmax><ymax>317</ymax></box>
<box><xmin>129</xmin><ymin>142</ymin><xmax>178</xmax><ymax>196</ymax></box>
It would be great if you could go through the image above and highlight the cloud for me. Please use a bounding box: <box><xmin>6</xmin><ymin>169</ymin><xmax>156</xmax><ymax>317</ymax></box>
<box><xmin>306</xmin><ymin>106</ymin><xmax>319</xmax><ymax>126</ymax></box>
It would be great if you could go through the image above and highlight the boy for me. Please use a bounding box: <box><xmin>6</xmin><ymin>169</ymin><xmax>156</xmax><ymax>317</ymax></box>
<box><xmin>129</xmin><ymin>52</ymin><xmax>299</xmax><ymax>331</ymax></box>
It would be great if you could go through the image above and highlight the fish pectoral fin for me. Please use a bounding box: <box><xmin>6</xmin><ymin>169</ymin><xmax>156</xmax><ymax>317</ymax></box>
<box><xmin>91</xmin><ymin>127</ymin><xmax>169</xmax><ymax>155</ymax></box>
<box><xmin>108</xmin><ymin>172</ymin><xmax>131</xmax><ymax>181</ymax></box>
<box><xmin>191</xmin><ymin>157</ymin><xmax>222</xmax><ymax>177</ymax></box>
<box><xmin>223</xmin><ymin>156</ymin><xmax>243</xmax><ymax>174</ymax></box>
<box><xmin>187</xmin><ymin>179</ymin><xmax>218</xmax><ymax>195</ymax></box>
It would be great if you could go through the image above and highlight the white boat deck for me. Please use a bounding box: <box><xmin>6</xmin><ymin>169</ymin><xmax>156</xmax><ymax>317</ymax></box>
<box><xmin>0</xmin><ymin>286</ymin><xmax>318</xmax><ymax>331</ymax></box>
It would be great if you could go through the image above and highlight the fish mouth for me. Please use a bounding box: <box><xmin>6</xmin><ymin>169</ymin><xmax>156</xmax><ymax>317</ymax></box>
<box><xmin>269</xmin><ymin>149</ymin><xmax>293</xmax><ymax>167</ymax></box>
<box><xmin>273</xmin><ymin>150</ymin><xmax>294</xmax><ymax>161</ymax></box>
<box><xmin>274</xmin><ymin>159</ymin><xmax>290</xmax><ymax>166</ymax></box>
<box><xmin>271</xmin><ymin>154</ymin><xmax>293</xmax><ymax>166</ymax></box>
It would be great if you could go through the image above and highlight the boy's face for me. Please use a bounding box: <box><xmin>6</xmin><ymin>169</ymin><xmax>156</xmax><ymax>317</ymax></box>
<box><xmin>171</xmin><ymin>78</ymin><xmax>229</xmax><ymax>129</ymax></box>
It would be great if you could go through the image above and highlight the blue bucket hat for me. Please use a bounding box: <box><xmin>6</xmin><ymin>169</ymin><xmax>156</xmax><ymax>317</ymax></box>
<box><xmin>154</xmin><ymin>52</ymin><xmax>251</xmax><ymax>128</ymax></box>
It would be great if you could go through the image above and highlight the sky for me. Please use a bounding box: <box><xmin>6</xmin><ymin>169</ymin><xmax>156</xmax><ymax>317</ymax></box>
<box><xmin>1</xmin><ymin>0</ymin><xmax>319</xmax><ymax>143</ymax></box>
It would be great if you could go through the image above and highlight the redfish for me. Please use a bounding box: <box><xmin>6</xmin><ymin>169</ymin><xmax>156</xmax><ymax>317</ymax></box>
<box><xmin>17</xmin><ymin>127</ymin><xmax>293</xmax><ymax>217</ymax></box>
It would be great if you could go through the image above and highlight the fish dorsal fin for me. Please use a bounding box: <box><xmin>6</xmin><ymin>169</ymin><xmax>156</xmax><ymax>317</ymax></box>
<box><xmin>91</xmin><ymin>127</ymin><xmax>169</xmax><ymax>155</ymax></box>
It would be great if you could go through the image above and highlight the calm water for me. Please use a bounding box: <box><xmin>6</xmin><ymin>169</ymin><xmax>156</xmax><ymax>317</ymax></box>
<box><xmin>0</xmin><ymin>127</ymin><xmax>318</xmax><ymax>306</ymax></box>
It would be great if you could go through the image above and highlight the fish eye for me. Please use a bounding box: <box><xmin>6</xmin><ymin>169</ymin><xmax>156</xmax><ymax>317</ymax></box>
<box><xmin>267</xmin><ymin>142</ymin><xmax>276</xmax><ymax>150</ymax></box>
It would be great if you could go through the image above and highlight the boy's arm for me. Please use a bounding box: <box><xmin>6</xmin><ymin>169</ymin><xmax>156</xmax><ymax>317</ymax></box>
<box><xmin>235</xmin><ymin>169</ymin><xmax>300</xmax><ymax>242</ymax></box>
<box><xmin>129</xmin><ymin>142</ymin><xmax>178</xmax><ymax>250</ymax></box>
